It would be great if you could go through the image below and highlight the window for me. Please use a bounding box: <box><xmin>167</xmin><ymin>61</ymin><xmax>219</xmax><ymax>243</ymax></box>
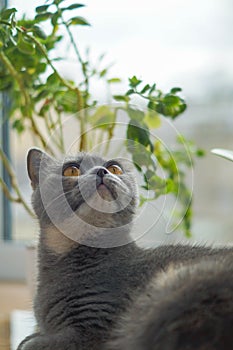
<box><xmin>1</xmin><ymin>0</ymin><xmax>233</xmax><ymax>281</ymax></box>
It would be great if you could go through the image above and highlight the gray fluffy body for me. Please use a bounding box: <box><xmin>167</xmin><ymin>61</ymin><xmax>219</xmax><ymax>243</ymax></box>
<box><xmin>18</xmin><ymin>149</ymin><xmax>233</xmax><ymax>350</ymax></box>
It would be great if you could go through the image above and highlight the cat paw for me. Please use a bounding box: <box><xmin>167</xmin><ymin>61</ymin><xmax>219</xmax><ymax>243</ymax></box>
<box><xmin>17</xmin><ymin>333</ymin><xmax>78</xmax><ymax>350</ymax></box>
<box><xmin>17</xmin><ymin>336</ymin><xmax>47</xmax><ymax>350</ymax></box>
<box><xmin>16</xmin><ymin>334</ymin><xmax>40</xmax><ymax>350</ymax></box>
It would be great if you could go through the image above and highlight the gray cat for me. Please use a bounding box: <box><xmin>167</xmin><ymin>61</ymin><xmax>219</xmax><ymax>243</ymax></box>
<box><xmin>18</xmin><ymin>148</ymin><xmax>233</xmax><ymax>350</ymax></box>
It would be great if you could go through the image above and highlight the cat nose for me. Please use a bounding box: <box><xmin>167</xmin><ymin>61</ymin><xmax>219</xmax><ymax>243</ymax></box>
<box><xmin>96</xmin><ymin>167</ymin><xmax>108</xmax><ymax>178</ymax></box>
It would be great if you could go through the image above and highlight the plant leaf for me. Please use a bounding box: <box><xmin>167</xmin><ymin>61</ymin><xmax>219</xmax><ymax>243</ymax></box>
<box><xmin>63</xmin><ymin>4</ymin><xmax>85</xmax><ymax>11</ymax></box>
<box><xmin>35</xmin><ymin>5</ymin><xmax>50</xmax><ymax>13</ymax></box>
<box><xmin>107</xmin><ymin>78</ymin><xmax>121</xmax><ymax>84</ymax></box>
<box><xmin>0</xmin><ymin>74</ymin><xmax>12</xmax><ymax>90</ymax></box>
<box><xmin>46</xmin><ymin>72</ymin><xmax>60</xmax><ymax>87</ymax></box>
<box><xmin>32</xmin><ymin>25</ymin><xmax>47</xmax><ymax>40</ymax></box>
<box><xmin>113</xmin><ymin>95</ymin><xmax>130</xmax><ymax>102</ymax></box>
<box><xmin>67</xmin><ymin>16</ymin><xmax>90</xmax><ymax>26</ymax></box>
<box><xmin>144</xmin><ymin>111</ymin><xmax>161</xmax><ymax>129</ymax></box>
<box><xmin>131</xmin><ymin>146</ymin><xmax>156</xmax><ymax>169</ymax></box>
<box><xmin>100</xmin><ymin>68</ymin><xmax>107</xmax><ymax>77</ymax></box>
<box><xmin>155</xmin><ymin>94</ymin><xmax>187</xmax><ymax>118</ymax></box>
<box><xmin>129</xmin><ymin>76</ymin><xmax>142</xmax><ymax>88</ymax></box>
<box><xmin>149</xmin><ymin>83</ymin><xmax>156</xmax><ymax>94</ymax></box>
<box><xmin>0</xmin><ymin>8</ymin><xmax>17</xmax><ymax>20</ymax></box>
<box><xmin>18</xmin><ymin>35</ymin><xmax>35</xmax><ymax>54</ymax></box>
<box><xmin>126</xmin><ymin>89</ymin><xmax>135</xmax><ymax>96</ymax></box>
<box><xmin>140</xmin><ymin>84</ymin><xmax>150</xmax><ymax>94</ymax></box>
<box><xmin>51</xmin><ymin>12</ymin><xmax>60</xmax><ymax>26</ymax></box>
<box><xmin>127</xmin><ymin>120</ymin><xmax>153</xmax><ymax>151</ymax></box>
<box><xmin>55</xmin><ymin>90</ymin><xmax>79</xmax><ymax>112</ymax></box>
<box><xmin>127</xmin><ymin>107</ymin><xmax>144</xmax><ymax>121</ymax></box>
<box><xmin>170</xmin><ymin>87</ymin><xmax>182</xmax><ymax>94</ymax></box>
<box><xmin>53</xmin><ymin>0</ymin><xmax>65</xmax><ymax>4</ymax></box>
<box><xmin>90</xmin><ymin>106</ymin><xmax>115</xmax><ymax>129</ymax></box>
<box><xmin>12</xmin><ymin>119</ymin><xmax>24</xmax><ymax>134</ymax></box>
<box><xmin>35</xmin><ymin>12</ymin><xmax>53</xmax><ymax>22</ymax></box>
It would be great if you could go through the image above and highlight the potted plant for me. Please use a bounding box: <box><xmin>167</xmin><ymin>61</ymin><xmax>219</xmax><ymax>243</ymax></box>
<box><xmin>0</xmin><ymin>1</ymin><xmax>204</xmax><ymax>241</ymax></box>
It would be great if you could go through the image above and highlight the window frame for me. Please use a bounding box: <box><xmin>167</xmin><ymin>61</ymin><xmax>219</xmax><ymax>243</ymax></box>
<box><xmin>0</xmin><ymin>0</ymin><xmax>28</xmax><ymax>281</ymax></box>
<box><xmin>1</xmin><ymin>92</ymin><xmax>12</xmax><ymax>241</ymax></box>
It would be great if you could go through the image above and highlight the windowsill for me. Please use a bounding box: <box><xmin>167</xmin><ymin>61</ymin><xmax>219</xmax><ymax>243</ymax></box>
<box><xmin>11</xmin><ymin>310</ymin><xmax>36</xmax><ymax>350</ymax></box>
<box><xmin>0</xmin><ymin>281</ymin><xmax>32</xmax><ymax>313</ymax></box>
<box><xmin>0</xmin><ymin>281</ymin><xmax>34</xmax><ymax>350</ymax></box>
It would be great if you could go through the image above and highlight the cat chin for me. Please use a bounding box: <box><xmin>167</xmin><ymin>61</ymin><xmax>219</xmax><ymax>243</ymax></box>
<box><xmin>42</xmin><ymin>195</ymin><xmax>133</xmax><ymax>247</ymax></box>
<box><xmin>97</xmin><ymin>184</ymin><xmax>115</xmax><ymax>201</ymax></box>
<box><xmin>79</xmin><ymin>190</ymin><xmax>119</xmax><ymax>214</ymax></box>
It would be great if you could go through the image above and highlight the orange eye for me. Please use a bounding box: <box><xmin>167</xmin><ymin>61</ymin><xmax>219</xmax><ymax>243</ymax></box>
<box><xmin>63</xmin><ymin>166</ymin><xmax>81</xmax><ymax>177</ymax></box>
<box><xmin>107</xmin><ymin>164</ymin><xmax>123</xmax><ymax>175</ymax></box>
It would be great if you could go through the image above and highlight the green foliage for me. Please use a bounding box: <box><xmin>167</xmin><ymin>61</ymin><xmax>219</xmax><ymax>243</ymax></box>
<box><xmin>123</xmin><ymin>76</ymin><xmax>187</xmax><ymax>119</ymax></box>
<box><xmin>0</xmin><ymin>1</ymin><xmax>204</xmax><ymax>237</ymax></box>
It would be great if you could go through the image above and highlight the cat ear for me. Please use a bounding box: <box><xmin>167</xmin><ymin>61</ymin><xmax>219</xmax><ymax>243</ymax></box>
<box><xmin>27</xmin><ymin>148</ymin><xmax>54</xmax><ymax>189</ymax></box>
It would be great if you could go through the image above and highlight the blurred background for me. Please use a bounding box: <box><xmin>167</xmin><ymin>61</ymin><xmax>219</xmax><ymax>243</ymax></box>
<box><xmin>1</xmin><ymin>1</ymin><xmax>233</xmax><ymax>349</ymax></box>
<box><xmin>3</xmin><ymin>0</ymin><xmax>233</xmax><ymax>244</ymax></box>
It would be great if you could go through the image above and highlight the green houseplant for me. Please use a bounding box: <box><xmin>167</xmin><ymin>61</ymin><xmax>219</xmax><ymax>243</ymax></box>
<box><xmin>0</xmin><ymin>1</ymin><xmax>204</xmax><ymax>237</ymax></box>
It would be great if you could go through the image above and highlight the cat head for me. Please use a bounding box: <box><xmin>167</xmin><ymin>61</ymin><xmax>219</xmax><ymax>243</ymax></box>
<box><xmin>27</xmin><ymin>148</ymin><xmax>138</xmax><ymax>248</ymax></box>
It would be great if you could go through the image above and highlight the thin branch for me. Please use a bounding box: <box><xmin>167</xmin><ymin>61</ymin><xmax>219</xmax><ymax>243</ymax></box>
<box><xmin>0</xmin><ymin>20</ymin><xmax>84</xmax><ymax>111</ymax></box>
<box><xmin>58</xmin><ymin>8</ymin><xmax>90</xmax><ymax>94</ymax></box>
<box><xmin>55</xmin><ymin>108</ymin><xmax>65</xmax><ymax>153</ymax></box>
<box><xmin>73</xmin><ymin>88</ymin><xmax>87</xmax><ymax>151</ymax></box>
<box><xmin>0</xmin><ymin>147</ymin><xmax>35</xmax><ymax>217</ymax></box>
<box><xmin>0</xmin><ymin>19</ymin><xmax>86</xmax><ymax>93</ymax></box>
<box><xmin>0</xmin><ymin>50</ymin><xmax>53</xmax><ymax>154</ymax></box>
<box><xmin>1</xmin><ymin>19</ymin><xmax>87</xmax><ymax>151</ymax></box>
<box><xmin>26</xmin><ymin>30</ymin><xmax>87</xmax><ymax>151</ymax></box>
<box><xmin>0</xmin><ymin>178</ymin><xmax>20</xmax><ymax>202</ymax></box>
<box><xmin>26</xmin><ymin>33</ymin><xmax>84</xmax><ymax>109</ymax></box>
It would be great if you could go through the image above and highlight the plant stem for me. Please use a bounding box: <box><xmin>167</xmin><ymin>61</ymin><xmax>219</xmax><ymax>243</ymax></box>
<box><xmin>0</xmin><ymin>20</ymin><xmax>84</xmax><ymax>110</ymax></box>
<box><xmin>0</xmin><ymin>147</ymin><xmax>35</xmax><ymax>217</ymax></box>
<box><xmin>27</xmin><ymin>31</ymin><xmax>87</xmax><ymax>150</ymax></box>
<box><xmin>56</xmin><ymin>109</ymin><xmax>65</xmax><ymax>153</ymax></box>
<box><xmin>0</xmin><ymin>178</ymin><xmax>20</xmax><ymax>202</ymax></box>
<box><xmin>44</xmin><ymin>110</ymin><xmax>62</xmax><ymax>152</ymax></box>
<box><xmin>28</xmin><ymin>34</ymin><xmax>78</xmax><ymax>90</ymax></box>
<box><xmin>0</xmin><ymin>50</ymin><xmax>52</xmax><ymax>153</ymax></box>
<box><xmin>59</xmin><ymin>9</ymin><xmax>90</xmax><ymax>95</ymax></box>
<box><xmin>57</xmin><ymin>10</ymin><xmax>89</xmax><ymax>151</ymax></box>
<box><xmin>0</xmin><ymin>19</ymin><xmax>87</xmax><ymax>151</ymax></box>
<box><xmin>78</xmin><ymin>110</ymin><xmax>87</xmax><ymax>151</ymax></box>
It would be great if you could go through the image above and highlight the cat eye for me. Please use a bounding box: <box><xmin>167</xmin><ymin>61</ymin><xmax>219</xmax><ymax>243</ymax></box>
<box><xmin>107</xmin><ymin>164</ymin><xmax>123</xmax><ymax>175</ymax></box>
<box><xmin>63</xmin><ymin>166</ymin><xmax>81</xmax><ymax>177</ymax></box>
